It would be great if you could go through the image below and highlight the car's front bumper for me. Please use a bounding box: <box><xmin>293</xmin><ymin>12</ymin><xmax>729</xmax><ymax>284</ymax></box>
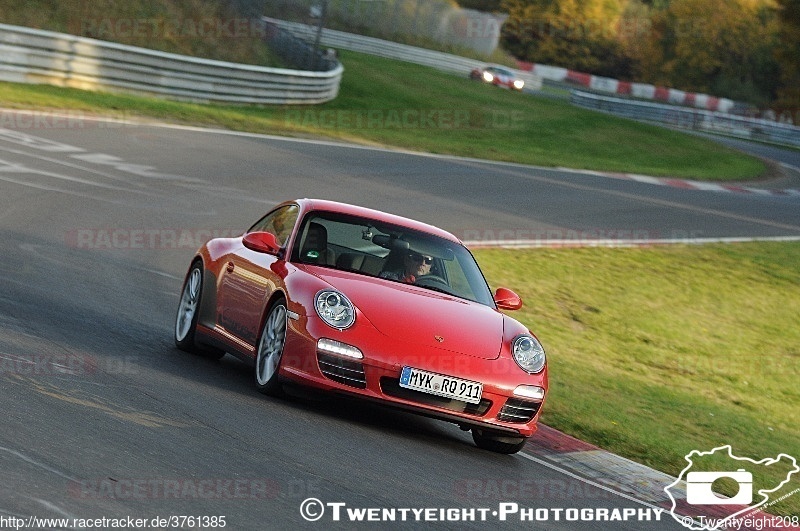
<box><xmin>279</xmin><ymin>316</ymin><xmax>547</xmax><ymax>438</ymax></box>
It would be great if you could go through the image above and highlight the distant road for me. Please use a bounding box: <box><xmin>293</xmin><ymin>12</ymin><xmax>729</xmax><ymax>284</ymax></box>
<box><xmin>699</xmin><ymin>133</ymin><xmax>800</xmax><ymax>178</ymax></box>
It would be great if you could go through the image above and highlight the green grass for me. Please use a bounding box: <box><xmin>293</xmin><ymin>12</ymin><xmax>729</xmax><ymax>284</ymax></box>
<box><xmin>0</xmin><ymin>49</ymin><xmax>765</xmax><ymax>180</ymax></box>
<box><xmin>474</xmin><ymin>243</ymin><xmax>800</xmax><ymax>516</ymax></box>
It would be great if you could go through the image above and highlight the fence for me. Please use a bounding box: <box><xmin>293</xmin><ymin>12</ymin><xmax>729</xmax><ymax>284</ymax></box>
<box><xmin>571</xmin><ymin>91</ymin><xmax>800</xmax><ymax>149</ymax></box>
<box><xmin>0</xmin><ymin>22</ymin><xmax>343</xmax><ymax>105</ymax></box>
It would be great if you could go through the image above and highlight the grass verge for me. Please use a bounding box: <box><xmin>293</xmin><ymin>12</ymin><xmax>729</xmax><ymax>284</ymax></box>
<box><xmin>474</xmin><ymin>242</ymin><xmax>800</xmax><ymax>516</ymax></box>
<box><xmin>0</xmin><ymin>49</ymin><xmax>765</xmax><ymax>181</ymax></box>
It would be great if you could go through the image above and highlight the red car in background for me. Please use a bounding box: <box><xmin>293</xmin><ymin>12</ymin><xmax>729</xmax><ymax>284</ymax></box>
<box><xmin>175</xmin><ymin>199</ymin><xmax>547</xmax><ymax>454</ymax></box>
<box><xmin>470</xmin><ymin>65</ymin><xmax>526</xmax><ymax>91</ymax></box>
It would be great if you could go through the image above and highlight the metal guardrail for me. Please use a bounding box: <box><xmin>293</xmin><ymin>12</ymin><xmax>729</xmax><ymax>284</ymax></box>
<box><xmin>263</xmin><ymin>0</ymin><xmax>507</xmax><ymax>56</ymax></box>
<box><xmin>0</xmin><ymin>22</ymin><xmax>343</xmax><ymax>105</ymax></box>
<box><xmin>571</xmin><ymin>91</ymin><xmax>800</xmax><ymax>149</ymax></box>
<box><xmin>262</xmin><ymin>17</ymin><xmax>542</xmax><ymax>90</ymax></box>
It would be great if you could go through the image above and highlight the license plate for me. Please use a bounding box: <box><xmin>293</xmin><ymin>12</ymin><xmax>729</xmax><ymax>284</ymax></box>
<box><xmin>399</xmin><ymin>367</ymin><xmax>483</xmax><ymax>404</ymax></box>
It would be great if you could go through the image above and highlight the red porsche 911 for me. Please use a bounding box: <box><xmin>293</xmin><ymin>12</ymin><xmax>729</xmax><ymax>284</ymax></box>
<box><xmin>175</xmin><ymin>199</ymin><xmax>547</xmax><ymax>453</ymax></box>
<box><xmin>469</xmin><ymin>65</ymin><xmax>525</xmax><ymax>91</ymax></box>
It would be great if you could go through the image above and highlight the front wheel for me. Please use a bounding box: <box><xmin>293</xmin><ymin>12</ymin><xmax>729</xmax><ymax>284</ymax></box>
<box><xmin>472</xmin><ymin>429</ymin><xmax>527</xmax><ymax>454</ymax></box>
<box><xmin>254</xmin><ymin>300</ymin><xmax>288</xmax><ymax>396</ymax></box>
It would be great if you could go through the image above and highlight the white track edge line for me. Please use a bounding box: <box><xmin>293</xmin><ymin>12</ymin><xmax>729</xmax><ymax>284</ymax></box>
<box><xmin>464</xmin><ymin>236</ymin><xmax>800</xmax><ymax>248</ymax></box>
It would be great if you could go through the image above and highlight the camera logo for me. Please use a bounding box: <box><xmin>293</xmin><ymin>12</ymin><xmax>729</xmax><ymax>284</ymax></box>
<box><xmin>665</xmin><ymin>445</ymin><xmax>799</xmax><ymax>530</ymax></box>
<box><xmin>686</xmin><ymin>469</ymin><xmax>752</xmax><ymax>505</ymax></box>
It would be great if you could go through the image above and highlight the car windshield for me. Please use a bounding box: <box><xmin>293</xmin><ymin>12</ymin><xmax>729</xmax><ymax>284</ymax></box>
<box><xmin>291</xmin><ymin>211</ymin><xmax>495</xmax><ymax>307</ymax></box>
<box><xmin>489</xmin><ymin>66</ymin><xmax>514</xmax><ymax>76</ymax></box>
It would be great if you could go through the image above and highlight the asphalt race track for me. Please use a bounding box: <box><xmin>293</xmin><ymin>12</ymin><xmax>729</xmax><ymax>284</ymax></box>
<box><xmin>1</xmin><ymin>114</ymin><xmax>799</xmax><ymax>530</ymax></box>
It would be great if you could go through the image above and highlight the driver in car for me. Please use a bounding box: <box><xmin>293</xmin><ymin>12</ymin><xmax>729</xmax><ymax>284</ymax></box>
<box><xmin>381</xmin><ymin>251</ymin><xmax>432</xmax><ymax>283</ymax></box>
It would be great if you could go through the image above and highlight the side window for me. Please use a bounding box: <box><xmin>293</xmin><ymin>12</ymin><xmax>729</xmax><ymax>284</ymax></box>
<box><xmin>248</xmin><ymin>205</ymin><xmax>299</xmax><ymax>246</ymax></box>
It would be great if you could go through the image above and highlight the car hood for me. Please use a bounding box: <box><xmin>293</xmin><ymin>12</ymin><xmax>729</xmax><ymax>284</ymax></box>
<box><xmin>311</xmin><ymin>269</ymin><xmax>503</xmax><ymax>360</ymax></box>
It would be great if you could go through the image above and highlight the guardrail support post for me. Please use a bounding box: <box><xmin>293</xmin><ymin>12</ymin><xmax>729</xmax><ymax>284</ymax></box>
<box><xmin>311</xmin><ymin>0</ymin><xmax>329</xmax><ymax>71</ymax></box>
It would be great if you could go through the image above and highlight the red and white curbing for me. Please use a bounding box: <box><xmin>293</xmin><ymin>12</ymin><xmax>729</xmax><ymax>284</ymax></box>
<box><xmin>524</xmin><ymin>425</ymin><xmax>682</xmax><ymax>509</ymax></box>
<box><xmin>524</xmin><ymin>425</ymin><xmax>800</xmax><ymax>531</ymax></box>
<box><xmin>517</xmin><ymin>61</ymin><xmax>737</xmax><ymax>113</ymax></box>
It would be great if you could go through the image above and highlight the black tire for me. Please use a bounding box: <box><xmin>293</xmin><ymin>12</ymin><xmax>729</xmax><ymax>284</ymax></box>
<box><xmin>254</xmin><ymin>299</ymin><xmax>288</xmax><ymax>396</ymax></box>
<box><xmin>174</xmin><ymin>262</ymin><xmax>225</xmax><ymax>359</ymax></box>
<box><xmin>472</xmin><ymin>428</ymin><xmax>527</xmax><ymax>454</ymax></box>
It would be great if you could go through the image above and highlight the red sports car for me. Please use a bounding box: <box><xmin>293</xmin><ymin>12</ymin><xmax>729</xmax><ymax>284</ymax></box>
<box><xmin>175</xmin><ymin>199</ymin><xmax>547</xmax><ymax>453</ymax></box>
<box><xmin>470</xmin><ymin>65</ymin><xmax>525</xmax><ymax>91</ymax></box>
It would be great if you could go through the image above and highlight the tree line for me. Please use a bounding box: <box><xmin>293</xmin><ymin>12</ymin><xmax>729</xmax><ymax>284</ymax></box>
<box><xmin>466</xmin><ymin>0</ymin><xmax>798</xmax><ymax>111</ymax></box>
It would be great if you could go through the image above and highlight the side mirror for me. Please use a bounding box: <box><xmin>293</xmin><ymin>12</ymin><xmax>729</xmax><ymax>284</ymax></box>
<box><xmin>494</xmin><ymin>287</ymin><xmax>522</xmax><ymax>311</ymax></box>
<box><xmin>242</xmin><ymin>231</ymin><xmax>281</xmax><ymax>255</ymax></box>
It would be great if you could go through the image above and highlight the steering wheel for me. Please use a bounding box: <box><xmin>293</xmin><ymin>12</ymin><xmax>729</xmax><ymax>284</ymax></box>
<box><xmin>414</xmin><ymin>275</ymin><xmax>449</xmax><ymax>289</ymax></box>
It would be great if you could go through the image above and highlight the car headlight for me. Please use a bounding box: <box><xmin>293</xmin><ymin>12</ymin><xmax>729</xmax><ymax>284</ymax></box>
<box><xmin>315</xmin><ymin>290</ymin><xmax>355</xmax><ymax>329</ymax></box>
<box><xmin>512</xmin><ymin>335</ymin><xmax>546</xmax><ymax>373</ymax></box>
<box><xmin>482</xmin><ymin>71</ymin><xmax>494</xmax><ymax>82</ymax></box>
<box><xmin>513</xmin><ymin>79</ymin><xmax>525</xmax><ymax>89</ymax></box>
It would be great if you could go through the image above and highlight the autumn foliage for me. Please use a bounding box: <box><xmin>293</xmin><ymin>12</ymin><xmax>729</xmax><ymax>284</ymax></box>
<box><xmin>498</xmin><ymin>0</ymin><xmax>798</xmax><ymax>109</ymax></box>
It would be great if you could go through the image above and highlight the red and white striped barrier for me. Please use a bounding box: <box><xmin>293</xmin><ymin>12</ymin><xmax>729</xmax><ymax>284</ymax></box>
<box><xmin>517</xmin><ymin>61</ymin><xmax>735</xmax><ymax>113</ymax></box>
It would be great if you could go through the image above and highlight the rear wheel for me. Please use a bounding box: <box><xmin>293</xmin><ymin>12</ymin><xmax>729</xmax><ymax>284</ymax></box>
<box><xmin>472</xmin><ymin>428</ymin><xmax>527</xmax><ymax>454</ymax></box>
<box><xmin>254</xmin><ymin>300</ymin><xmax>288</xmax><ymax>396</ymax></box>
<box><xmin>174</xmin><ymin>263</ymin><xmax>224</xmax><ymax>359</ymax></box>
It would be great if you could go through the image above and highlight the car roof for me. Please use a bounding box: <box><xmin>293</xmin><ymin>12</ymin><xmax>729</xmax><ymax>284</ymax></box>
<box><xmin>289</xmin><ymin>198</ymin><xmax>463</xmax><ymax>244</ymax></box>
